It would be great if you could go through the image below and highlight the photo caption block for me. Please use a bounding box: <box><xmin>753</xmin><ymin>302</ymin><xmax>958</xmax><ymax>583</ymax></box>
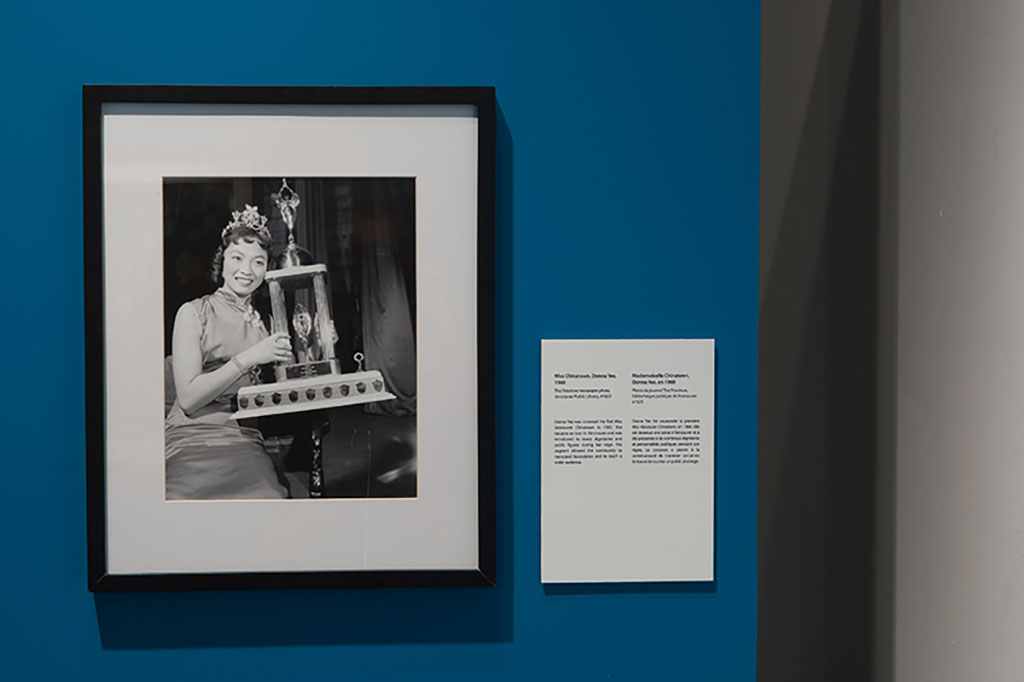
<box><xmin>541</xmin><ymin>339</ymin><xmax>715</xmax><ymax>583</ymax></box>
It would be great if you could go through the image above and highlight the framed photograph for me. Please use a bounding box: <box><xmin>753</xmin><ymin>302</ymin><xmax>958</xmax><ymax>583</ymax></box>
<box><xmin>84</xmin><ymin>85</ymin><xmax>495</xmax><ymax>590</ymax></box>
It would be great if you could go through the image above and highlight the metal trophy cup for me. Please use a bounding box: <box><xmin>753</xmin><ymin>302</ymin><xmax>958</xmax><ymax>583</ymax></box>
<box><xmin>232</xmin><ymin>179</ymin><xmax>395</xmax><ymax>495</ymax></box>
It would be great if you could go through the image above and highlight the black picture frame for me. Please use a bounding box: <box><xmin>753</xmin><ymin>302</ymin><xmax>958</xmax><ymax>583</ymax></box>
<box><xmin>84</xmin><ymin>85</ymin><xmax>495</xmax><ymax>591</ymax></box>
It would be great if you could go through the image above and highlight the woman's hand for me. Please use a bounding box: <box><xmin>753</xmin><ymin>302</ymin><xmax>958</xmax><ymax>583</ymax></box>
<box><xmin>238</xmin><ymin>332</ymin><xmax>293</xmax><ymax>368</ymax></box>
<box><xmin>174</xmin><ymin>303</ymin><xmax>290</xmax><ymax>416</ymax></box>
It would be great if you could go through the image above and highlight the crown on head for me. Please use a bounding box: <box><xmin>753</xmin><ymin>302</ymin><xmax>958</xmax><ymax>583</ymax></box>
<box><xmin>222</xmin><ymin>204</ymin><xmax>271</xmax><ymax>241</ymax></box>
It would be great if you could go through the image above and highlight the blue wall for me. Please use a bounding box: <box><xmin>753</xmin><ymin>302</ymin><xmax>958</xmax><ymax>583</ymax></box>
<box><xmin>0</xmin><ymin>1</ymin><xmax>758</xmax><ymax>679</ymax></box>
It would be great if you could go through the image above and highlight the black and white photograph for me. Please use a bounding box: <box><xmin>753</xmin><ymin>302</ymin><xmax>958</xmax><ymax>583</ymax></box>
<box><xmin>85</xmin><ymin>86</ymin><xmax>494</xmax><ymax>589</ymax></box>
<box><xmin>162</xmin><ymin>177</ymin><xmax>417</xmax><ymax>500</ymax></box>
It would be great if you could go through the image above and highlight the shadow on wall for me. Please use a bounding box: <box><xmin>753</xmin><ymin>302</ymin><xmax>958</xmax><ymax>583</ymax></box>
<box><xmin>758</xmin><ymin>0</ymin><xmax>893</xmax><ymax>680</ymax></box>
<box><xmin>95</xmin><ymin>585</ymin><xmax>502</xmax><ymax>648</ymax></box>
<box><xmin>93</xmin><ymin>103</ymin><xmax>518</xmax><ymax>651</ymax></box>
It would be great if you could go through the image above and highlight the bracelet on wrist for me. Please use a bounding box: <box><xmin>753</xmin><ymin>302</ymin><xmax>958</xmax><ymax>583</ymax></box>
<box><xmin>230</xmin><ymin>356</ymin><xmax>247</xmax><ymax>375</ymax></box>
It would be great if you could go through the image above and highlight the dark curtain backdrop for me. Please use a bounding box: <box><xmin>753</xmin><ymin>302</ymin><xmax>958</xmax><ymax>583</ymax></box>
<box><xmin>359</xmin><ymin>181</ymin><xmax>416</xmax><ymax>416</ymax></box>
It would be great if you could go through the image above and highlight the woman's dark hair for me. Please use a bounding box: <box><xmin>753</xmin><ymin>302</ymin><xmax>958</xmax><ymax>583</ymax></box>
<box><xmin>210</xmin><ymin>224</ymin><xmax>273</xmax><ymax>284</ymax></box>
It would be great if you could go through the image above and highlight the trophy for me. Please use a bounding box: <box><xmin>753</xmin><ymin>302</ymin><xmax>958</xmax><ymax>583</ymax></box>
<box><xmin>231</xmin><ymin>179</ymin><xmax>395</xmax><ymax>497</ymax></box>
<box><xmin>232</xmin><ymin>180</ymin><xmax>394</xmax><ymax>419</ymax></box>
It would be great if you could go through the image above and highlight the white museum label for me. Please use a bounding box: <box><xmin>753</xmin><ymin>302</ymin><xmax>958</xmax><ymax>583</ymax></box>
<box><xmin>540</xmin><ymin>339</ymin><xmax>715</xmax><ymax>583</ymax></box>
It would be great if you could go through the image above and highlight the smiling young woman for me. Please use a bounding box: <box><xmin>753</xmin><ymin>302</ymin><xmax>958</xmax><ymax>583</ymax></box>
<box><xmin>163</xmin><ymin>205</ymin><xmax>294</xmax><ymax>500</ymax></box>
<box><xmin>220</xmin><ymin>239</ymin><xmax>268</xmax><ymax>298</ymax></box>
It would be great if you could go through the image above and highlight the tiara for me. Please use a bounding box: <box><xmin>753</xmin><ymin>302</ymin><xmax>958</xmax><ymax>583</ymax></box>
<box><xmin>222</xmin><ymin>204</ymin><xmax>271</xmax><ymax>241</ymax></box>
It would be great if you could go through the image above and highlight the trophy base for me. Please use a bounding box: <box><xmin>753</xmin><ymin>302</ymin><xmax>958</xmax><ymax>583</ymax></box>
<box><xmin>232</xmin><ymin>370</ymin><xmax>394</xmax><ymax>419</ymax></box>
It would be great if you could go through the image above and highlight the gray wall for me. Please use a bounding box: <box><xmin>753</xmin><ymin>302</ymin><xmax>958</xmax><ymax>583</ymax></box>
<box><xmin>895</xmin><ymin>1</ymin><xmax>1024</xmax><ymax>680</ymax></box>
<box><xmin>765</xmin><ymin>0</ymin><xmax>1024</xmax><ymax>679</ymax></box>
<box><xmin>760</xmin><ymin>0</ymin><xmax>894</xmax><ymax>679</ymax></box>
